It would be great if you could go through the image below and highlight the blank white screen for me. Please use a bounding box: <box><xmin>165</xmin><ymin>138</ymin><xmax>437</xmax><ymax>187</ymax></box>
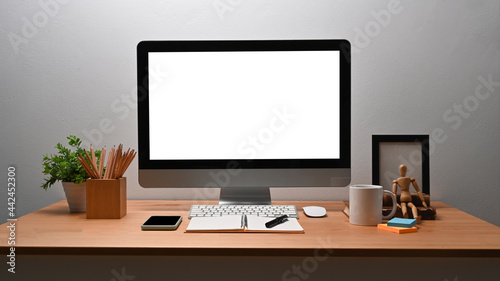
<box><xmin>149</xmin><ymin>50</ymin><xmax>340</xmax><ymax>160</ymax></box>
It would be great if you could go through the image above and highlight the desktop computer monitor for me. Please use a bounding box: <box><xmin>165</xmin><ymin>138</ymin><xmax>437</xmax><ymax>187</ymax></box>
<box><xmin>137</xmin><ymin>39</ymin><xmax>351</xmax><ymax>204</ymax></box>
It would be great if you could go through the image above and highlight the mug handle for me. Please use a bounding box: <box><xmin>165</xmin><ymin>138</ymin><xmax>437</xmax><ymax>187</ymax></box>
<box><xmin>382</xmin><ymin>190</ymin><xmax>397</xmax><ymax>220</ymax></box>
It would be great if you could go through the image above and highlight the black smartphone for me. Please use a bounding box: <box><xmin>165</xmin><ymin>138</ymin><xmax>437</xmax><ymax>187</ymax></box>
<box><xmin>141</xmin><ymin>216</ymin><xmax>182</xmax><ymax>230</ymax></box>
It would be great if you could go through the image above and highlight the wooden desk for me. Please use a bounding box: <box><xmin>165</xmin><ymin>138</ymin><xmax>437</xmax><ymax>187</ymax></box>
<box><xmin>1</xmin><ymin>200</ymin><xmax>499</xmax><ymax>257</ymax></box>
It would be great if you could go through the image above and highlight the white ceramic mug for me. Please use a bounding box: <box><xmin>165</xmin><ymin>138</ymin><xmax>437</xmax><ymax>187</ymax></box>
<box><xmin>349</xmin><ymin>185</ymin><xmax>397</xmax><ymax>226</ymax></box>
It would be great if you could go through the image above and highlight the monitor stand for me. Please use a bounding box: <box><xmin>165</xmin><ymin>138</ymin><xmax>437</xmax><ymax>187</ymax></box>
<box><xmin>219</xmin><ymin>187</ymin><xmax>272</xmax><ymax>205</ymax></box>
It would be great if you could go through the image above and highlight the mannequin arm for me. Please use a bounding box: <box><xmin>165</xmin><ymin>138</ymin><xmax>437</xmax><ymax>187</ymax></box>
<box><xmin>410</xmin><ymin>178</ymin><xmax>428</xmax><ymax>209</ymax></box>
<box><xmin>392</xmin><ymin>181</ymin><xmax>401</xmax><ymax>208</ymax></box>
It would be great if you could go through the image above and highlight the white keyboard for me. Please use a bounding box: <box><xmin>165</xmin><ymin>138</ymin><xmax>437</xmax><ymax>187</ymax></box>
<box><xmin>189</xmin><ymin>205</ymin><xmax>299</xmax><ymax>218</ymax></box>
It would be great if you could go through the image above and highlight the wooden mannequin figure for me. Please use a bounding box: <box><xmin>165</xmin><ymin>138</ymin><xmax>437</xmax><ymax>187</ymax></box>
<box><xmin>392</xmin><ymin>164</ymin><xmax>428</xmax><ymax>219</ymax></box>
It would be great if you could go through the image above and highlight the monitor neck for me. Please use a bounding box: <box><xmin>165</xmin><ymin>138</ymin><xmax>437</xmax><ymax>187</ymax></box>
<box><xmin>219</xmin><ymin>187</ymin><xmax>272</xmax><ymax>205</ymax></box>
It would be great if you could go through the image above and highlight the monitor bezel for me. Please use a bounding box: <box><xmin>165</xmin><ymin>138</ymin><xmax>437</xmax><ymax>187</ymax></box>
<box><xmin>137</xmin><ymin>39</ymin><xmax>350</xmax><ymax>170</ymax></box>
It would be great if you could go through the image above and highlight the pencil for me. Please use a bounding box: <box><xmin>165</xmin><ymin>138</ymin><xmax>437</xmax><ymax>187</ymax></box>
<box><xmin>83</xmin><ymin>150</ymin><xmax>96</xmax><ymax>178</ymax></box>
<box><xmin>90</xmin><ymin>145</ymin><xmax>96</xmax><ymax>170</ymax></box>
<box><xmin>98</xmin><ymin>146</ymin><xmax>106</xmax><ymax>179</ymax></box>
<box><xmin>78</xmin><ymin>155</ymin><xmax>97</xmax><ymax>178</ymax></box>
<box><xmin>88</xmin><ymin>147</ymin><xmax>99</xmax><ymax>177</ymax></box>
<box><xmin>111</xmin><ymin>145</ymin><xmax>119</xmax><ymax>179</ymax></box>
<box><xmin>118</xmin><ymin>150</ymin><xmax>136</xmax><ymax>178</ymax></box>
<box><xmin>104</xmin><ymin>146</ymin><xmax>115</xmax><ymax>179</ymax></box>
<box><xmin>116</xmin><ymin>148</ymin><xmax>130</xmax><ymax>178</ymax></box>
<box><xmin>112</xmin><ymin>144</ymin><xmax>123</xmax><ymax>179</ymax></box>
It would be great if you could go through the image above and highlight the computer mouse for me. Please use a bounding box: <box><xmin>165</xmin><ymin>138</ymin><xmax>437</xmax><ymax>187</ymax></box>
<box><xmin>302</xmin><ymin>206</ymin><xmax>327</xmax><ymax>218</ymax></box>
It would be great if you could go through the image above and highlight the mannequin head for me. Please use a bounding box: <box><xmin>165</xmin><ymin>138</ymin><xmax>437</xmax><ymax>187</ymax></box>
<box><xmin>399</xmin><ymin>164</ymin><xmax>407</xmax><ymax>177</ymax></box>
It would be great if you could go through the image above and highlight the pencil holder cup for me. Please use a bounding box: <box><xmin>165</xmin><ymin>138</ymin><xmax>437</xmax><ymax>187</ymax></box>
<box><xmin>86</xmin><ymin>177</ymin><xmax>127</xmax><ymax>219</ymax></box>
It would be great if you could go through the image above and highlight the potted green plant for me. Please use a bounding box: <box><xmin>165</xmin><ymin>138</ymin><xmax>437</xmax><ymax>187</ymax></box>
<box><xmin>41</xmin><ymin>135</ymin><xmax>99</xmax><ymax>212</ymax></box>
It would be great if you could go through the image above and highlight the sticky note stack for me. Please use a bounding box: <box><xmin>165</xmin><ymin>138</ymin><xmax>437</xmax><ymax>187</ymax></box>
<box><xmin>388</xmin><ymin>217</ymin><xmax>417</xmax><ymax>228</ymax></box>
<box><xmin>378</xmin><ymin>218</ymin><xmax>418</xmax><ymax>234</ymax></box>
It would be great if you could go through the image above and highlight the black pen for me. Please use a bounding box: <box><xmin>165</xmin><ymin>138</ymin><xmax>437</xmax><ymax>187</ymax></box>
<box><xmin>265</xmin><ymin>215</ymin><xmax>288</xmax><ymax>228</ymax></box>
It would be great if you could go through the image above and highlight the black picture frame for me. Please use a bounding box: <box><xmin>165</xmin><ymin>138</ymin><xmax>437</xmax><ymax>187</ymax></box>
<box><xmin>372</xmin><ymin>135</ymin><xmax>430</xmax><ymax>194</ymax></box>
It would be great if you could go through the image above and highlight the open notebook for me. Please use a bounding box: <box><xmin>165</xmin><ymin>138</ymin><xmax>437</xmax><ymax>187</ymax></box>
<box><xmin>185</xmin><ymin>215</ymin><xmax>304</xmax><ymax>233</ymax></box>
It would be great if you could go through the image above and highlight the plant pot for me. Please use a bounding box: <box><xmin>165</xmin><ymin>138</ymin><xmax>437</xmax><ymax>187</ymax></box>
<box><xmin>62</xmin><ymin>182</ymin><xmax>86</xmax><ymax>213</ymax></box>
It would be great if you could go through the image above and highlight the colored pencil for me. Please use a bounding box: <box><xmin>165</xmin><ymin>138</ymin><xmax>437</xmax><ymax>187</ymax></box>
<box><xmin>79</xmin><ymin>145</ymin><xmax>136</xmax><ymax>180</ymax></box>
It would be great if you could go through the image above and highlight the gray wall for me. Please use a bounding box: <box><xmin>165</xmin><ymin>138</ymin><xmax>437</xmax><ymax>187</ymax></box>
<box><xmin>1</xmin><ymin>0</ymin><xmax>499</xmax><ymax>226</ymax></box>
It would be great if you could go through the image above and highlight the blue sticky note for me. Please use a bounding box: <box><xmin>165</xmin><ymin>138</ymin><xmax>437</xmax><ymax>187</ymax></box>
<box><xmin>387</xmin><ymin>217</ymin><xmax>417</xmax><ymax>228</ymax></box>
